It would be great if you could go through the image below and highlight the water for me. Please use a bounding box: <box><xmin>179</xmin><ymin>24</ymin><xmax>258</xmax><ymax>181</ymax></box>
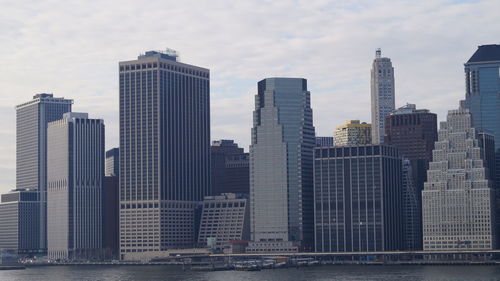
<box><xmin>2</xmin><ymin>265</ymin><xmax>500</xmax><ymax>281</ymax></box>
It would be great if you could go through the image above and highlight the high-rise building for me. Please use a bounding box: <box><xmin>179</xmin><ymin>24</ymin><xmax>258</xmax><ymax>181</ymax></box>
<box><xmin>371</xmin><ymin>49</ymin><xmax>395</xmax><ymax>144</ymax></box>
<box><xmin>104</xmin><ymin>146</ymin><xmax>120</xmax><ymax>258</ymax></box>
<box><xmin>0</xmin><ymin>189</ymin><xmax>41</xmax><ymax>255</ymax></box>
<box><xmin>105</xmin><ymin>148</ymin><xmax>119</xmax><ymax>177</ymax></box>
<box><xmin>401</xmin><ymin>159</ymin><xmax>420</xmax><ymax>251</ymax></box>
<box><xmin>15</xmin><ymin>93</ymin><xmax>73</xmax><ymax>253</ymax></box>
<box><xmin>384</xmin><ymin>103</ymin><xmax>438</xmax><ymax>250</ymax></box>
<box><xmin>462</xmin><ymin>45</ymin><xmax>500</xmax><ymax>245</ymax></box>
<box><xmin>315</xmin><ymin>136</ymin><xmax>334</xmax><ymax>147</ymax></box>
<box><xmin>197</xmin><ymin>193</ymin><xmax>249</xmax><ymax>251</ymax></box>
<box><xmin>47</xmin><ymin>113</ymin><xmax>105</xmax><ymax>260</ymax></box>
<box><xmin>463</xmin><ymin>45</ymin><xmax>500</xmax><ymax>164</ymax></box>
<box><xmin>103</xmin><ymin>175</ymin><xmax>119</xmax><ymax>259</ymax></box>
<box><xmin>211</xmin><ymin>140</ymin><xmax>249</xmax><ymax>195</ymax></box>
<box><xmin>334</xmin><ymin>120</ymin><xmax>371</xmax><ymax>146</ymax></box>
<box><xmin>119</xmin><ymin>50</ymin><xmax>210</xmax><ymax>260</ymax></box>
<box><xmin>422</xmin><ymin>108</ymin><xmax>496</xmax><ymax>251</ymax></box>
<box><xmin>247</xmin><ymin>78</ymin><xmax>315</xmax><ymax>253</ymax></box>
<box><xmin>314</xmin><ymin>145</ymin><xmax>404</xmax><ymax>252</ymax></box>
<box><xmin>385</xmin><ymin>104</ymin><xmax>437</xmax><ymax>162</ymax></box>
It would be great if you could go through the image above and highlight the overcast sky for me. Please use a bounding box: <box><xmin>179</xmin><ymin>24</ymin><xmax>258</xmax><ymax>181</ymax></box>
<box><xmin>0</xmin><ymin>0</ymin><xmax>498</xmax><ymax>194</ymax></box>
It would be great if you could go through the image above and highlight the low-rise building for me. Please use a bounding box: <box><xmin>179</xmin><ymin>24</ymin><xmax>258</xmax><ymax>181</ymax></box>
<box><xmin>197</xmin><ymin>193</ymin><xmax>249</xmax><ymax>251</ymax></box>
<box><xmin>0</xmin><ymin>189</ymin><xmax>42</xmax><ymax>255</ymax></box>
<box><xmin>334</xmin><ymin>120</ymin><xmax>371</xmax><ymax>146</ymax></box>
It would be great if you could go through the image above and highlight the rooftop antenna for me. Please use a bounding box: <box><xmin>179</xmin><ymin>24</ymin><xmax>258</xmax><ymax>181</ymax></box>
<box><xmin>376</xmin><ymin>48</ymin><xmax>381</xmax><ymax>58</ymax></box>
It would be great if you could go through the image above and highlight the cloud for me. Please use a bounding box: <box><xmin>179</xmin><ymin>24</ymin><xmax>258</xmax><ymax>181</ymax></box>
<box><xmin>0</xmin><ymin>0</ymin><xmax>499</xmax><ymax>193</ymax></box>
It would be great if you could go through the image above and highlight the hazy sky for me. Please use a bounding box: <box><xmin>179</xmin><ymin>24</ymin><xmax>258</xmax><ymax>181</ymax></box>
<box><xmin>0</xmin><ymin>0</ymin><xmax>498</xmax><ymax>194</ymax></box>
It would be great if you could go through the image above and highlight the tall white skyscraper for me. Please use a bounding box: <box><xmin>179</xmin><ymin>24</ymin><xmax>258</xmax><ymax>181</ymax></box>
<box><xmin>370</xmin><ymin>48</ymin><xmax>395</xmax><ymax>144</ymax></box>
<box><xmin>422</xmin><ymin>108</ymin><xmax>495</xmax><ymax>250</ymax></box>
<box><xmin>47</xmin><ymin>112</ymin><xmax>105</xmax><ymax>260</ymax></box>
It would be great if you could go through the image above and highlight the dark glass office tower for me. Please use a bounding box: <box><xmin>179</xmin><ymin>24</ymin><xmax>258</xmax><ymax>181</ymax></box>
<box><xmin>314</xmin><ymin>145</ymin><xmax>404</xmax><ymax>252</ymax></box>
<box><xmin>247</xmin><ymin>78</ymin><xmax>315</xmax><ymax>253</ymax></box>
<box><xmin>463</xmin><ymin>45</ymin><xmax>500</xmax><ymax>163</ymax></box>
<box><xmin>384</xmin><ymin>103</ymin><xmax>438</xmax><ymax>250</ymax></box>
<box><xmin>462</xmin><ymin>44</ymin><xmax>500</xmax><ymax>247</ymax></box>
<box><xmin>119</xmin><ymin>50</ymin><xmax>210</xmax><ymax>260</ymax></box>
<box><xmin>15</xmin><ymin>93</ymin><xmax>73</xmax><ymax>253</ymax></box>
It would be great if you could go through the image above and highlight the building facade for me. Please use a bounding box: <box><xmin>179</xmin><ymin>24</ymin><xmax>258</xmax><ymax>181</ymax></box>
<box><xmin>0</xmin><ymin>190</ymin><xmax>41</xmax><ymax>255</ymax></box>
<box><xmin>401</xmin><ymin>159</ymin><xmax>421</xmax><ymax>251</ymax></box>
<box><xmin>211</xmin><ymin>140</ymin><xmax>249</xmax><ymax>195</ymax></box>
<box><xmin>315</xmin><ymin>136</ymin><xmax>334</xmax><ymax>147</ymax></box>
<box><xmin>462</xmin><ymin>44</ymin><xmax>500</xmax><ymax>246</ymax></box>
<box><xmin>422</xmin><ymin>108</ymin><xmax>495</xmax><ymax>250</ymax></box>
<box><xmin>47</xmin><ymin>113</ymin><xmax>105</xmax><ymax>260</ymax></box>
<box><xmin>119</xmin><ymin>50</ymin><xmax>210</xmax><ymax>260</ymax></box>
<box><xmin>197</xmin><ymin>193</ymin><xmax>249</xmax><ymax>251</ymax></box>
<box><xmin>314</xmin><ymin>145</ymin><xmax>404</xmax><ymax>252</ymax></box>
<box><xmin>384</xmin><ymin>103</ymin><xmax>438</xmax><ymax>250</ymax></box>
<box><xmin>371</xmin><ymin>49</ymin><xmax>395</xmax><ymax>144</ymax></box>
<box><xmin>385</xmin><ymin>104</ymin><xmax>438</xmax><ymax>162</ymax></box>
<box><xmin>15</xmin><ymin>93</ymin><xmax>73</xmax><ymax>253</ymax></box>
<box><xmin>248</xmin><ymin>78</ymin><xmax>315</xmax><ymax>253</ymax></box>
<box><xmin>103</xmin><ymin>176</ymin><xmax>119</xmax><ymax>259</ymax></box>
<box><xmin>334</xmin><ymin>120</ymin><xmax>371</xmax><ymax>146</ymax></box>
<box><xmin>463</xmin><ymin>44</ymin><xmax>500</xmax><ymax>167</ymax></box>
<box><xmin>105</xmin><ymin>148</ymin><xmax>119</xmax><ymax>177</ymax></box>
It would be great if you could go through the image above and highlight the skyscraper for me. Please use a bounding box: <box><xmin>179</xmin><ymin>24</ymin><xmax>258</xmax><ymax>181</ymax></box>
<box><xmin>47</xmin><ymin>113</ymin><xmax>105</xmax><ymax>260</ymax></box>
<box><xmin>463</xmin><ymin>45</ymin><xmax>500</xmax><ymax>162</ymax></box>
<box><xmin>119</xmin><ymin>50</ymin><xmax>210</xmax><ymax>260</ymax></box>
<box><xmin>247</xmin><ymin>78</ymin><xmax>315</xmax><ymax>253</ymax></box>
<box><xmin>314</xmin><ymin>145</ymin><xmax>404</xmax><ymax>252</ymax></box>
<box><xmin>334</xmin><ymin>120</ymin><xmax>371</xmax><ymax>146</ymax></box>
<box><xmin>371</xmin><ymin>48</ymin><xmax>395</xmax><ymax>144</ymax></box>
<box><xmin>462</xmin><ymin>44</ymin><xmax>500</xmax><ymax>247</ymax></box>
<box><xmin>105</xmin><ymin>148</ymin><xmax>119</xmax><ymax>177</ymax></box>
<box><xmin>422</xmin><ymin>108</ymin><xmax>496</xmax><ymax>250</ymax></box>
<box><xmin>384</xmin><ymin>103</ymin><xmax>438</xmax><ymax>250</ymax></box>
<box><xmin>211</xmin><ymin>140</ymin><xmax>249</xmax><ymax>195</ymax></box>
<box><xmin>15</xmin><ymin>93</ymin><xmax>73</xmax><ymax>253</ymax></box>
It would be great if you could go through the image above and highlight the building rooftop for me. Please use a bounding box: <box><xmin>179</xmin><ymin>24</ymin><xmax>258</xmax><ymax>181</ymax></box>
<box><xmin>63</xmin><ymin>112</ymin><xmax>89</xmax><ymax>120</ymax></box>
<box><xmin>138</xmin><ymin>49</ymin><xmax>178</xmax><ymax>61</ymax></box>
<box><xmin>335</xmin><ymin>120</ymin><xmax>370</xmax><ymax>130</ymax></box>
<box><xmin>390</xmin><ymin>103</ymin><xmax>430</xmax><ymax>115</ymax></box>
<box><xmin>467</xmin><ymin>44</ymin><xmax>500</xmax><ymax>63</ymax></box>
<box><xmin>212</xmin><ymin>140</ymin><xmax>238</xmax><ymax>147</ymax></box>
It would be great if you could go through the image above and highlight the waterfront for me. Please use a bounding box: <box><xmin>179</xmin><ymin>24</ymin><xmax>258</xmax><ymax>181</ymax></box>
<box><xmin>2</xmin><ymin>265</ymin><xmax>500</xmax><ymax>281</ymax></box>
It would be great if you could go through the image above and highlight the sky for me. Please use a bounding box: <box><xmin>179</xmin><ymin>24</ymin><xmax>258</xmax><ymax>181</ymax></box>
<box><xmin>0</xmin><ymin>0</ymin><xmax>498</xmax><ymax>194</ymax></box>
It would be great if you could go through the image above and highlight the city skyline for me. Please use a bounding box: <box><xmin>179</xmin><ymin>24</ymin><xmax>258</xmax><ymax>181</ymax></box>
<box><xmin>0</xmin><ymin>0</ymin><xmax>500</xmax><ymax>194</ymax></box>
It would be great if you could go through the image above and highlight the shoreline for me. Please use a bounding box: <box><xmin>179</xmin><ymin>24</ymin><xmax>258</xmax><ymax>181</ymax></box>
<box><xmin>22</xmin><ymin>260</ymin><xmax>500</xmax><ymax>268</ymax></box>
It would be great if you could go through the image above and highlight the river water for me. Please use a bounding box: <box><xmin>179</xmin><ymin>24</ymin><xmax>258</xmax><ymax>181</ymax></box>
<box><xmin>2</xmin><ymin>265</ymin><xmax>500</xmax><ymax>281</ymax></box>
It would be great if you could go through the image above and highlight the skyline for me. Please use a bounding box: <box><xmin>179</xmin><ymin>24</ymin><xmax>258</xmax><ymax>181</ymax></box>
<box><xmin>1</xmin><ymin>0</ymin><xmax>499</xmax><ymax>194</ymax></box>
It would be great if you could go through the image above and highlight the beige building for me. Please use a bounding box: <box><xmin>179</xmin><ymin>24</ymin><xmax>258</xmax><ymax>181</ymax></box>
<box><xmin>334</xmin><ymin>120</ymin><xmax>371</xmax><ymax>146</ymax></box>
<box><xmin>422</xmin><ymin>108</ymin><xmax>495</xmax><ymax>251</ymax></box>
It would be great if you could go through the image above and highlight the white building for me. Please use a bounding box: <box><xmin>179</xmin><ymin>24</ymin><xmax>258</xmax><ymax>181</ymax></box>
<box><xmin>370</xmin><ymin>49</ymin><xmax>395</xmax><ymax>144</ymax></box>
<box><xmin>47</xmin><ymin>113</ymin><xmax>105</xmax><ymax>260</ymax></box>
<box><xmin>422</xmin><ymin>108</ymin><xmax>495</xmax><ymax>250</ymax></box>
